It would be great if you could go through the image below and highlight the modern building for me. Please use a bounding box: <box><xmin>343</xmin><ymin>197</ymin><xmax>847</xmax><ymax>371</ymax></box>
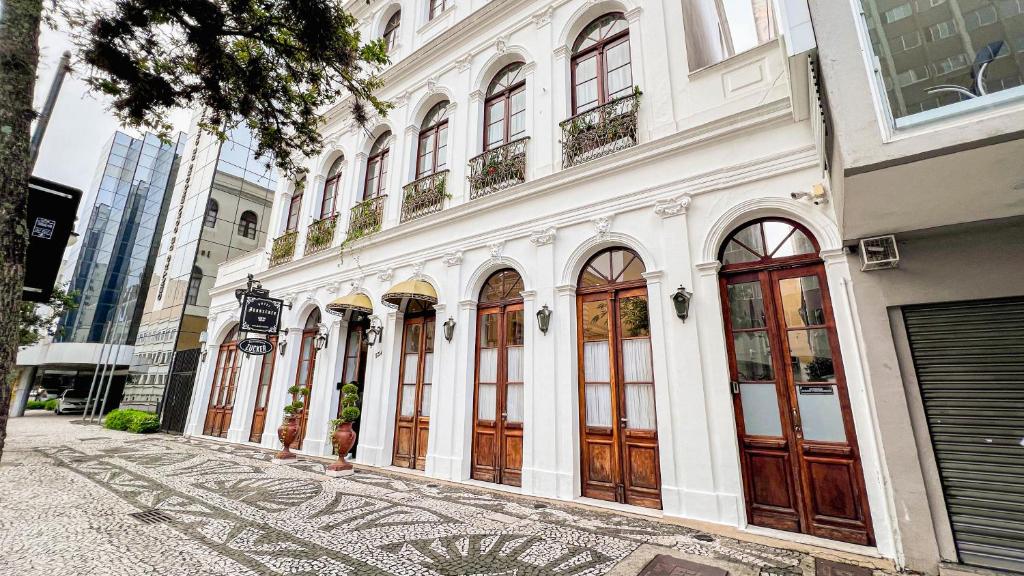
<box><xmin>178</xmin><ymin>0</ymin><xmax>998</xmax><ymax>573</ymax></box>
<box><xmin>121</xmin><ymin>115</ymin><xmax>277</xmax><ymax>416</ymax></box>
<box><xmin>13</xmin><ymin>130</ymin><xmax>185</xmax><ymax>411</ymax></box>
<box><xmin>809</xmin><ymin>0</ymin><xmax>1024</xmax><ymax>574</ymax></box>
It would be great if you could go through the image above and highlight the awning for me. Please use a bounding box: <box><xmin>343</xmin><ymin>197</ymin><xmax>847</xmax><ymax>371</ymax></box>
<box><xmin>325</xmin><ymin>292</ymin><xmax>373</xmax><ymax>318</ymax></box>
<box><xmin>381</xmin><ymin>279</ymin><xmax>438</xmax><ymax>310</ymax></box>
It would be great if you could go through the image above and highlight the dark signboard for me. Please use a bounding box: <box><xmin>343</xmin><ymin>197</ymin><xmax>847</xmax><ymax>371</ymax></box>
<box><xmin>239</xmin><ymin>294</ymin><xmax>283</xmax><ymax>334</ymax></box>
<box><xmin>238</xmin><ymin>338</ymin><xmax>274</xmax><ymax>356</ymax></box>
<box><xmin>23</xmin><ymin>177</ymin><xmax>82</xmax><ymax>302</ymax></box>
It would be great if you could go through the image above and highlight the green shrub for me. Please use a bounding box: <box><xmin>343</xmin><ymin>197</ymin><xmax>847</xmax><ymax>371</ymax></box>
<box><xmin>26</xmin><ymin>400</ymin><xmax>46</xmax><ymax>410</ymax></box>
<box><xmin>43</xmin><ymin>399</ymin><xmax>58</xmax><ymax>411</ymax></box>
<box><xmin>104</xmin><ymin>409</ymin><xmax>159</xmax><ymax>433</ymax></box>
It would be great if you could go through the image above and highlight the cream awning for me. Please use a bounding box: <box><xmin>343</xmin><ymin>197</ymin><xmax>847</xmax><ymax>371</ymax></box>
<box><xmin>325</xmin><ymin>292</ymin><xmax>373</xmax><ymax>317</ymax></box>
<box><xmin>381</xmin><ymin>279</ymin><xmax>438</xmax><ymax>309</ymax></box>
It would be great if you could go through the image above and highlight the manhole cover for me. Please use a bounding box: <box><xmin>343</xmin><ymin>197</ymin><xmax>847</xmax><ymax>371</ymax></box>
<box><xmin>815</xmin><ymin>559</ymin><xmax>872</xmax><ymax>576</ymax></box>
<box><xmin>693</xmin><ymin>534</ymin><xmax>715</xmax><ymax>542</ymax></box>
<box><xmin>639</xmin><ymin>555</ymin><xmax>729</xmax><ymax>576</ymax></box>
<box><xmin>128</xmin><ymin>509</ymin><xmax>174</xmax><ymax>525</ymax></box>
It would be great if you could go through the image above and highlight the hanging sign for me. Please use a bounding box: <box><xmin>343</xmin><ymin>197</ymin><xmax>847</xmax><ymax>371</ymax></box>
<box><xmin>239</xmin><ymin>293</ymin><xmax>283</xmax><ymax>334</ymax></box>
<box><xmin>23</xmin><ymin>177</ymin><xmax>82</xmax><ymax>302</ymax></box>
<box><xmin>238</xmin><ymin>338</ymin><xmax>274</xmax><ymax>356</ymax></box>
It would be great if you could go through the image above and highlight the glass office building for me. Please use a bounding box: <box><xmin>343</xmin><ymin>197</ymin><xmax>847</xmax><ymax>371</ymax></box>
<box><xmin>59</xmin><ymin>131</ymin><xmax>185</xmax><ymax>345</ymax></box>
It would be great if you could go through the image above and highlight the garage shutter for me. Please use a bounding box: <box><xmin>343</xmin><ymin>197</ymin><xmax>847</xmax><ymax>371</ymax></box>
<box><xmin>903</xmin><ymin>298</ymin><xmax>1024</xmax><ymax>573</ymax></box>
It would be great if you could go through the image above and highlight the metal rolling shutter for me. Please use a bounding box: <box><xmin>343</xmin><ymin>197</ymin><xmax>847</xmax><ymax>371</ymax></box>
<box><xmin>903</xmin><ymin>298</ymin><xmax>1024</xmax><ymax>573</ymax></box>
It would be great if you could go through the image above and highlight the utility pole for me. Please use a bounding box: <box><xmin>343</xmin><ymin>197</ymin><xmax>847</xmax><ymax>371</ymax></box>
<box><xmin>29</xmin><ymin>50</ymin><xmax>72</xmax><ymax>169</ymax></box>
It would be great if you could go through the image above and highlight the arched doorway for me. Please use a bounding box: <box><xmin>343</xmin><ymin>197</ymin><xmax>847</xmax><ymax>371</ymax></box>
<box><xmin>337</xmin><ymin>316</ymin><xmax>369</xmax><ymax>457</ymax></box>
<box><xmin>718</xmin><ymin>218</ymin><xmax>873</xmax><ymax>545</ymax></box>
<box><xmin>248</xmin><ymin>334</ymin><xmax>278</xmax><ymax>443</ymax></box>
<box><xmin>392</xmin><ymin>298</ymin><xmax>436</xmax><ymax>470</ymax></box>
<box><xmin>577</xmin><ymin>248</ymin><xmax>661</xmax><ymax>509</ymax></box>
<box><xmin>292</xmin><ymin>309</ymin><xmax>321</xmax><ymax>450</ymax></box>
<box><xmin>472</xmin><ymin>269</ymin><xmax>525</xmax><ymax>487</ymax></box>
<box><xmin>204</xmin><ymin>326</ymin><xmax>240</xmax><ymax>438</ymax></box>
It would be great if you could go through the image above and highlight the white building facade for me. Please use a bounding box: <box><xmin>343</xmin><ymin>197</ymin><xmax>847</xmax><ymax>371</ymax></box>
<box><xmin>185</xmin><ymin>0</ymin><xmax>905</xmax><ymax>566</ymax></box>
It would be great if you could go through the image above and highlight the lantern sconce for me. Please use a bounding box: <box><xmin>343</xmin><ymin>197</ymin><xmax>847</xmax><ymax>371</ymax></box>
<box><xmin>365</xmin><ymin>316</ymin><xmax>383</xmax><ymax>347</ymax></box>
<box><xmin>279</xmin><ymin>328</ymin><xmax>289</xmax><ymax>356</ymax></box>
<box><xmin>443</xmin><ymin>317</ymin><xmax>456</xmax><ymax>342</ymax></box>
<box><xmin>198</xmin><ymin>330</ymin><xmax>209</xmax><ymax>362</ymax></box>
<box><xmin>314</xmin><ymin>323</ymin><xmax>329</xmax><ymax>351</ymax></box>
<box><xmin>671</xmin><ymin>286</ymin><xmax>693</xmax><ymax>321</ymax></box>
<box><xmin>536</xmin><ymin>305</ymin><xmax>552</xmax><ymax>334</ymax></box>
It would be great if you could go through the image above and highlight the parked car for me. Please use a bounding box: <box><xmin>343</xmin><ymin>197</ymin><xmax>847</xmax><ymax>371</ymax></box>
<box><xmin>55</xmin><ymin>390</ymin><xmax>88</xmax><ymax>415</ymax></box>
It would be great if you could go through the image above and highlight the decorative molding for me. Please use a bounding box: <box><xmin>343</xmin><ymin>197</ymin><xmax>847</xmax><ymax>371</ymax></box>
<box><xmin>326</xmin><ymin>281</ymin><xmax>342</xmax><ymax>294</ymax></box>
<box><xmin>555</xmin><ymin>284</ymin><xmax>576</xmax><ymax>297</ymax></box>
<box><xmin>412</xmin><ymin>261</ymin><xmax>425</xmax><ymax>278</ymax></box>
<box><xmin>426</xmin><ymin>76</ymin><xmax>440</xmax><ymax>93</ymax></box>
<box><xmin>487</xmin><ymin>240</ymin><xmax>505</xmax><ymax>260</ymax></box>
<box><xmin>391</xmin><ymin>91</ymin><xmax>409</xmax><ymax>108</ymax></box>
<box><xmin>458</xmin><ymin>299</ymin><xmax>478</xmax><ymax>310</ymax></box>
<box><xmin>819</xmin><ymin>247</ymin><xmax>850</xmax><ymax>264</ymax></box>
<box><xmin>553</xmin><ymin>46</ymin><xmax>569</xmax><ymax>60</ymax></box>
<box><xmin>469</xmin><ymin>90</ymin><xmax>484</xmax><ymax>103</ymax></box>
<box><xmin>519</xmin><ymin>289</ymin><xmax>538</xmax><ymax>300</ymax></box>
<box><xmin>442</xmin><ymin>250</ymin><xmax>463</xmax><ymax>267</ymax></box>
<box><xmin>591</xmin><ymin>215</ymin><xmax>613</xmax><ymax>238</ymax></box>
<box><xmin>495</xmin><ymin>35</ymin><xmax>510</xmax><ymax>55</ymax></box>
<box><xmin>376</xmin><ymin>268</ymin><xmax>394</xmax><ymax>283</ymax></box>
<box><xmin>695</xmin><ymin>261</ymin><xmax>722</xmax><ymax>276</ymax></box>
<box><xmin>641</xmin><ymin>270</ymin><xmax>665</xmax><ymax>282</ymax></box>
<box><xmin>532</xmin><ymin>6</ymin><xmax>553</xmax><ymax>28</ymax></box>
<box><xmin>529</xmin><ymin>226</ymin><xmax>556</xmax><ymax>246</ymax></box>
<box><xmin>455</xmin><ymin>55</ymin><xmax>472</xmax><ymax>73</ymax></box>
<box><xmin>624</xmin><ymin>6</ymin><xmax>643</xmax><ymax>23</ymax></box>
<box><xmin>654</xmin><ymin>195</ymin><xmax>692</xmax><ymax>218</ymax></box>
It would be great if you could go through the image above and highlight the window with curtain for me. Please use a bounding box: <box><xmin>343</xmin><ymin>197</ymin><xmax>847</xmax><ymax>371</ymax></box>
<box><xmin>383</xmin><ymin>10</ymin><xmax>401</xmax><ymax>50</ymax></box>
<box><xmin>320</xmin><ymin>157</ymin><xmax>343</xmax><ymax>218</ymax></box>
<box><xmin>237</xmin><ymin>210</ymin><xmax>258</xmax><ymax>239</ymax></box>
<box><xmin>364</xmin><ymin>132</ymin><xmax>391</xmax><ymax>199</ymax></box>
<box><xmin>484</xmin><ymin>63</ymin><xmax>527</xmax><ymax>150</ymax></box>
<box><xmin>186</xmin><ymin>266</ymin><xmax>203</xmax><ymax>306</ymax></box>
<box><xmin>571</xmin><ymin>13</ymin><xmax>632</xmax><ymax>114</ymax></box>
<box><xmin>204</xmin><ymin>199</ymin><xmax>218</xmax><ymax>228</ymax></box>
<box><xmin>417</xmin><ymin>102</ymin><xmax>450</xmax><ymax>178</ymax></box>
<box><xmin>286</xmin><ymin>190</ymin><xmax>302</xmax><ymax>232</ymax></box>
<box><xmin>684</xmin><ymin>0</ymin><xmax>776</xmax><ymax>71</ymax></box>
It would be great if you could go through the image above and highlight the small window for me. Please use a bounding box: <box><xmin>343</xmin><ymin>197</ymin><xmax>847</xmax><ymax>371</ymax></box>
<box><xmin>286</xmin><ymin>182</ymin><xmax>303</xmax><ymax>232</ymax></box>
<box><xmin>204</xmin><ymin>199</ymin><xmax>218</xmax><ymax>228</ymax></box>
<box><xmin>885</xmin><ymin>3</ymin><xmax>913</xmax><ymax>23</ymax></box>
<box><xmin>321</xmin><ymin>157</ymin><xmax>343</xmax><ymax>218</ymax></box>
<box><xmin>384</xmin><ymin>10</ymin><xmax>401</xmax><ymax>50</ymax></box>
<box><xmin>684</xmin><ymin>0</ymin><xmax>776</xmax><ymax>71</ymax></box>
<box><xmin>186</xmin><ymin>267</ymin><xmax>204</xmax><ymax>305</ymax></box>
<box><xmin>237</xmin><ymin>210</ymin><xmax>258</xmax><ymax>239</ymax></box>
<box><xmin>417</xmin><ymin>102</ymin><xmax>450</xmax><ymax>177</ymax></box>
<box><xmin>364</xmin><ymin>132</ymin><xmax>391</xmax><ymax>199</ymax></box>
<box><xmin>429</xmin><ymin>0</ymin><xmax>448</xmax><ymax>20</ymax></box>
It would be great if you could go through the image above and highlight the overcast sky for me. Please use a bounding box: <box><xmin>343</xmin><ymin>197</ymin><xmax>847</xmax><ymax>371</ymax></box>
<box><xmin>32</xmin><ymin>22</ymin><xmax>192</xmax><ymax>195</ymax></box>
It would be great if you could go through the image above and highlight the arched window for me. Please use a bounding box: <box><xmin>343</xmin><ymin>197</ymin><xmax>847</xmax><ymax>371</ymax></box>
<box><xmin>321</xmin><ymin>156</ymin><xmax>344</xmax><ymax>218</ymax></box>
<box><xmin>186</xmin><ymin>266</ymin><xmax>204</xmax><ymax>305</ymax></box>
<box><xmin>364</xmin><ymin>133</ymin><xmax>391</xmax><ymax>200</ymax></box>
<box><xmin>718</xmin><ymin>219</ymin><xmax>818</xmax><ymax>269</ymax></box>
<box><xmin>383</xmin><ymin>10</ymin><xmax>401</xmax><ymax>50</ymax></box>
<box><xmin>417</xmin><ymin>101</ymin><xmax>450</xmax><ymax>178</ymax></box>
<box><xmin>428</xmin><ymin>0</ymin><xmax>448</xmax><ymax>20</ymax></box>
<box><xmin>292</xmin><ymin>308</ymin><xmax>322</xmax><ymax>450</ymax></box>
<box><xmin>484</xmin><ymin>63</ymin><xmax>527</xmax><ymax>150</ymax></box>
<box><xmin>237</xmin><ymin>210</ymin><xmax>258</xmax><ymax>239</ymax></box>
<box><xmin>571</xmin><ymin>13</ymin><xmax>632</xmax><ymax>114</ymax></box>
<box><xmin>286</xmin><ymin>179</ymin><xmax>303</xmax><ymax>232</ymax></box>
<box><xmin>204</xmin><ymin>198</ymin><xmax>219</xmax><ymax>228</ymax></box>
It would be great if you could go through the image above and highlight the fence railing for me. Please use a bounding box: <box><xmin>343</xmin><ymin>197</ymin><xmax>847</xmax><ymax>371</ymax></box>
<box><xmin>270</xmin><ymin>231</ymin><xmax>298</xmax><ymax>267</ymax></box>
<box><xmin>468</xmin><ymin>138</ymin><xmax>529</xmax><ymax>199</ymax></box>
<box><xmin>401</xmin><ymin>170</ymin><xmax>449</xmax><ymax>223</ymax></box>
<box><xmin>304</xmin><ymin>214</ymin><xmax>337</xmax><ymax>255</ymax></box>
<box><xmin>559</xmin><ymin>90</ymin><xmax>641</xmax><ymax>168</ymax></box>
<box><xmin>347</xmin><ymin>195</ymin><xmax>386</xmax><ymax>240</ymax></box>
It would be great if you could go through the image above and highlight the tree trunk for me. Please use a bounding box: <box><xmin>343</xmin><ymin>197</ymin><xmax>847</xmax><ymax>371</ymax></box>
<box><xmin>0</xmin><ymin>0</ymin><xmax>44</xmax><ymax>461</ymax></box>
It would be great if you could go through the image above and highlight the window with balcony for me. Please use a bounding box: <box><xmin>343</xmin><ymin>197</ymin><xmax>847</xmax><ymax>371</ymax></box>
<box><xmin>571</xmin><ymin>14</ymin><xmax>632</xmax><ymax>114</ymax></box>
<box><xmin>404</xmin><ymin>102</ymin><xmax>450</xmax><ymax>222</ymax></box>
<box><xmin>683</xmin><ymin>0</ymin><xmax>776</xmax><ymax>71</ymax></box>
<box><xmin>383</xmin><ymin>10</ymin><xmax>401</xmax><ymax>50</ymax></box>
<box><xmin>861</xmin><ymin>0</ymin><xmax>1024</xmax><ymax>123</ymax></box>
<box><xmin>321</xmin><ymin>156</ymin><xmax>343</xmax><ymax>218</ymax></box>
<box><xmin>470</xmin><ymin>63</ymin><xmax>529</xmax><ymax>198</ymax></box>
<box><xmin>364</xmin><ymin>133</ymin><xmax>391</xmax><ymax>200</ymax></box>
<box><xmin>204</xmin><ymin>199</ymin><xmax>218</xmax><ymax>228</ymax></box>
<box><xmin>238</xmin><ymin>210</ymin><xmax>258</xmax><ymax>239</ymax></box>
<box><xmin>285</xmin><ymin>189</ymin><xmax>302</xmax><ymax>232</ymax></box>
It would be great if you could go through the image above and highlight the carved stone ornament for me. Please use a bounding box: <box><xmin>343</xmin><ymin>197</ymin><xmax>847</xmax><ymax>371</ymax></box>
<box><xmin>412</xmin><ymin>261</ymin><xmax>426</xmax><ymax>278</ymax></box>
<box><xmin>377</xmin><ymin>268</ymin><xmax>394</xmax><ymax>283</ymax></box>
<box><xmin>533</xmin><ymin>6</ymin><xmax>553</xmax><ymax>27</ymax></box>
<box><xmin>530</xmin><ymin>227</ymin><xmax>556</xmax><ymax>246</ymax></box>
<box><xmin>442</xmin><ymin>251</ymin><xmax>464</xmax><ymax>267</ymax></box>
<box><xmin>456</xmin><ymin>55</ymin><xmax>472</xmax><ymax>73</ymax></box>
<box><xmin>488</xmin><ymin>241</ymin><xmax>506</xmax><ymax>260</ymax></box>
<box><xmin>426</xmin><ymin>77</ymin><xmax>439</xmax><ymax>93</ymax></box>
<box><xmin>592</xmin><ymin>215</ymin><xmax>612</xmax><ymax>238</ymax></box>
<box><xmin>495</xmin><ymin>36</ymin><xmax>510</xmax><ymax>55</ymax></box>
<box><xmin>654</xmin><ymin>195</ymin><xmax>692</xmax><ymax>218</ymax></box>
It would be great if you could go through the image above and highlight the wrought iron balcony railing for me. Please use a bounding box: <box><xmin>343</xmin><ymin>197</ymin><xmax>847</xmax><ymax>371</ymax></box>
<box><xmin>468</xmin><ymin>137</ymin><xmax>529</xmax><ymax>200</ymax></box>
<box><xmin>559</xmin><ymin>90</ymin><xmax>641</xmax><ymax>168</ymax></box>
<box><xmin>401</xmin><ymin>170</ymin><xmax>449</xmax><ymax>223</ymax></box>
<box><xmin>304</xmin><ymin>214</ymin><xmax>337</xmax><ymax>255</ymax></box>
<box><xmin>270</xmin><ymin>231</ymin><xmax>298</xmax><ymax>267</ymax></box>
<box><xmin>347</xmin><ymin>195</ymin><xmax>386</xmax><ymax>241</ymax></box>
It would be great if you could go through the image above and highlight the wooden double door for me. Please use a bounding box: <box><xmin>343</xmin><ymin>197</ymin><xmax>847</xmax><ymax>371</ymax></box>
<box><xmin>248</xmin><ymin>335</ymin><xmax>277</xmax><ymax>443</ymax></box>
<box><xmin>471</xmin><ymin>303</ymin><xmax>525</xmax><ymax>486</ymax></box>
<box><xmin>204</xmin><ymin>333</ymin><xmax>240</xmax><ymax>438</ymax></box>
<box><xmin>393</xmin><ymin>313</ymin><xmax>435</xmax><ymax>470</ymax></box>
<box><xmin>292</xmin><ymin>324</ymin><xmax>319</xmax><ymax>450</ymax></box>
<box><xmin>337</xmin><ymin>321</ymin><xmax>368</xmax><ymax>456</ymax></box>
<box><xmin>721</xmin><ymin>264</ymin><xmax>873</xmax><ymax>545</ymax></box>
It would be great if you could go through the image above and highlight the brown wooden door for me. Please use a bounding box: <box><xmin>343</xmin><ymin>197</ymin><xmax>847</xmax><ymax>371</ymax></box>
<box><xmin>204</xmin><ymin>337</ymin><xmax>240</xmax><ymax>438</ymax></box>
<box><xmin>248</xmin><ymin>336</ymin><xmax>277</xmax><ymax>443</ymax></box>
<box><xmin>336</xmin><ymin>323</ymin><xmax>368</xmax><ymax>456</ymax></box>
<box><xmin>722</xmin><ymin>265</ymin><xmax>874</xmax><ymax>545</ymax></box>
<box><xmin>472</xmin><ymin>304</ymin><xmax>525</xmax><ymax>486</ymax></box>
<box><xmin>292</xmin><ymin>328</ymin><xmax>318</xmax><ymax>450</ymax></box>
<box><xmin>393</xmin><ymin>314</ymin><xmax>435</xmax><ymax>470</ymax></box>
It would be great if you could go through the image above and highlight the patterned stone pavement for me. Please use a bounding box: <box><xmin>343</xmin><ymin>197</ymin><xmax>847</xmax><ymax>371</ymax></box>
<box><xmin>0</xmin><ymin>414</ymin><xmax>895</xmax><ymax>576</ymax></box>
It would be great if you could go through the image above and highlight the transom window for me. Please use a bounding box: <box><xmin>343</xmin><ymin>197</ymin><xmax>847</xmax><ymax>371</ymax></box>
<box><xmin>417</xmin><ymin>101</ymin><xmax>450</xmax><ymax>178</ymax></box>
<box><xmin>571</xmin><ymin>13</ymin><xmax>632</xmax><ymax>114</ymax></box>
<box><xmin>719</xmin><ymin>219</ymin><xmax>819</xmax><ymax>268</ymax></box>
<box><xmin>204</xmin><ymin>198</ymin><xmax>218</xmax><ymax>228</ymax></box>
<box><xmin>321</xmin><ymin>156</ymin><xmax>343</xmax><ymax>218</ymax></box>
<box><xmin>364</xmin><ymin>132</ymin><xmax>391</xmax><ymax>199</ymax></box>
<box><xmin>484</xmin><ymin>63</ymin><xmax>527</xmax><ymax>150</ymax></box>
<box><xmin>480</xmin><ymin>269</ymin><xmax>525</xmax><ymax>303</ymax></box>
<box><xmin>579</xmin><ymin>247</ymin><xmax>646</xmax><ymax>288</ymax></box>
<box><xmin>383</xmin><ymin>10</ymin><xmax>401</xmax><ymax>50</ymax></box>
<box><xmin>237</xmin><ymin>210</ymin><xmax>258</xmax><ymax>239</ymax></box>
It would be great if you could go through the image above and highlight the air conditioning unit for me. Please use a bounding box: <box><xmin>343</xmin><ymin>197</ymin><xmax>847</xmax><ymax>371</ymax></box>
<box><xmin>859</xmin><ymin>235</ymin><xmax>900</xmax><ymax>271</ymax></box>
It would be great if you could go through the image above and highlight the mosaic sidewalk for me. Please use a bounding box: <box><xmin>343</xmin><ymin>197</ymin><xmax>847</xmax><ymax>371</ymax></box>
<box><xmin>0</xmin><ymin>414</ymin><xmax>889</xmax><ymax>576</ymax></box>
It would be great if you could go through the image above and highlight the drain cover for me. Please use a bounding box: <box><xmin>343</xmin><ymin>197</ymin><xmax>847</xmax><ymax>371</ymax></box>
<box><xmin>128</xmin><ymin>509</ymin><xmax>174</xmax><ymax>525</ymax></box>
<box><xmin>533</xmin><ymin>503</ymin><xmax>548</xmax><ymax>509</ymax></box>
<box><xmin>693</xmin><ymin>534</ymin><xmax>715</xmax><ymax>542</ymax></box>
<box><xmin>426</xmin><ymin>484</ymin><xmax>439</xmax><ymax>488</ymax></box>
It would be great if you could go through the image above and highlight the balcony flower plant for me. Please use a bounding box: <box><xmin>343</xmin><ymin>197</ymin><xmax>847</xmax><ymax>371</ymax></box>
<box><xmin>326</xmin><ymin>383</ymin><xmax>361</xmax><ymax>477</ymax></box>
<box><xmin>275</xmin><ymin>385</ymin><xmax>307</xmax><ymax>461</ymax></box>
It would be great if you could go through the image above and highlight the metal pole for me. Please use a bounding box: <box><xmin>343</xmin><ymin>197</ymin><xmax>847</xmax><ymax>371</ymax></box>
<box><xmin>89</xmin><ymin>321</ymin><xmax>120</xmax><ymax>423</ymax></box>
<box><xmin>29</xmin><ymin>51</ymin><xmax>72</xmax><ymax>169</ymax></box>
<box><xmin>80</xmin><ymin>321</ymin><xmax>113</xmax><ymax>422</ymax></box>
<box><xmin>96</xmin><ymin>320</ymin><xmax>126</xmax><ymax>424</ymax></box>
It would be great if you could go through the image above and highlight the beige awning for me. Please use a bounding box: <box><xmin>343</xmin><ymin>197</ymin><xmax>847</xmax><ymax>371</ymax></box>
<box><xmin>325</xmin><ymin>292</ymin><xmax>373</xmax><ymax>317</ymax></box>
<box><xmin>381</xmin><ymin>279</ymin><xmax>438</xmax><ymax>309</ymax></box>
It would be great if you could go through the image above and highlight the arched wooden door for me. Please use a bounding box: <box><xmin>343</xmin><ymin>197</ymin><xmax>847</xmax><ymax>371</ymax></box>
<box><xmin>719</xmin><ymin>218</ymin><xmax>873</xmax><ymax>545</ymax></box>
<box><xmin>292</xmin><ymin>310</ymin><xmax>321</xmax><ymax>450</ymax></box>
<box><xmin>337</xmin><ymin>318</ymin><xmax>369</xmax><ymax>456</ymax></box>
<box><xmin>472</xmin><ymin>269</ymin><xmax>525</xmax><ymax>487</ymax></box>
<box><xmin>204</xmin><ymin>327</ymin><xmax>240</xmax><ymax>438</ymax></box>
<box><xmin>393</xmin><ymin>300</ymin><xmax>435</xmax><ymax>470</ymax></box>
<box><xmin>577</xmin><ymin>248</ymin><xmax>661</xmax><ymax>509</ymax></box>
<box><xmin>248</xmin><ymin>335</ymin><xmax>278</xmax><ymax>443</ymax></box>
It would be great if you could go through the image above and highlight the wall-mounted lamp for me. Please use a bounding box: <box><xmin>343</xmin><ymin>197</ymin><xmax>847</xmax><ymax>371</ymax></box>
<box><xmin>365</xmin><ymin>316</ymin><xmax>383</xmax><ymax>347</ymax></box>
<box><xmin>279</xmin><ymin>328</ymin><xmax>289</xmax><ymax>356</ymax></box>
<box><xmin>671</xmin><ymin>286</ymin><xmax>693</xmax><ymax>321</ymax></box>
<box><xmin>198</xmin><ymin>330</ymin><xmax>209</xmax><ymax>362</ymax></box>
<box><xmin>443</xmin><ymin>317</ymin><xmax>456</xmax><ymax>342</ymax></box>
<box><xmin>536</xmin><ymin>305</ymin><xmax>552</xmax><ymax>334</ymax></box>
<box><xmin>314</xmin><ymin>324</ymin><xmax>329</xmax><ymax>351</ymax></box>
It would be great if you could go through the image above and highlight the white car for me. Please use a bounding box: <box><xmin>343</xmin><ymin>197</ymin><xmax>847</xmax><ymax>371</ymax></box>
<box><xmin>55</xmin><ymin>390</ymin><xmax>88</xmax><ymax>415</ymax></box>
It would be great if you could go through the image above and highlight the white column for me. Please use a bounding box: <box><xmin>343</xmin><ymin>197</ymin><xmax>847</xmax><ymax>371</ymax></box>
<box><xmin>184</xmin><ymin>340</ymin><xmax>220</xmax><ymax>437</ymax></box>
<box><xmin>225</xmin><ymin>350</ymin><xmax>263</xmax><ymax>444</ymax></box>
<box><xmin>424</xmin><ymin>303</ymin><xmax>449</xmax><ymax>478</ymax></box>
<box><xmin>447</xmin><ymin>63</ymin><xmax>471</xmax><ymax>206</ymax></box>
<box><xmin>294</xmin><ymin>177</ymin><xmax>318</xmax><ymax>259</ymax></box>
<box><xmin>261</xmin><ymin>324</ymin><xmax>303</xmax><ymax>448</ymax></box>
<box><xmin>9</xmin><ymin>367</ymin><xmax>36</xmax><ymax>417</ymax></box>
<box><xmin>522</xmin><ymin>235</ymin><xmax>558</xmax><ymax>497</ymax></box>
<box><xmin>450</xmin><ymin>298</ymin><xmax>478</xmax><ymax>480</ymax></box>
<box><xmin>552</xmin><ymin>283</ymin><xmax>579</xmax><ymax>500</ymax></box>
<box><xmin>531</xmin><ymin>11</ymin><xmax>555</xmax><ymax>178</ymax></box>
<box><xmin>354</xmin><ymin>310</ymin><xmax>402</xmax><ymax>467</ymax></box>
<box><xmin>301</xmin><ymin>320</ymin><xmax>344</xmax><ymax>457</ymax></box>
<box><xmin>551</xmin><ymin>47</ymin><xmax>570</xmax><ymax>172</ymax></box>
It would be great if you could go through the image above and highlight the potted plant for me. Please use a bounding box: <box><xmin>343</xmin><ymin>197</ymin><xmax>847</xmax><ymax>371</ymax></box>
<box><xmin>326</xmin><ymin>383</ymin><xmax>361</xmax><ymax>476</ymax></box>
<box><xmin>275</xmin><ymin>385</ymin><xmax>306</xmax><ymax>461</ymax></box>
